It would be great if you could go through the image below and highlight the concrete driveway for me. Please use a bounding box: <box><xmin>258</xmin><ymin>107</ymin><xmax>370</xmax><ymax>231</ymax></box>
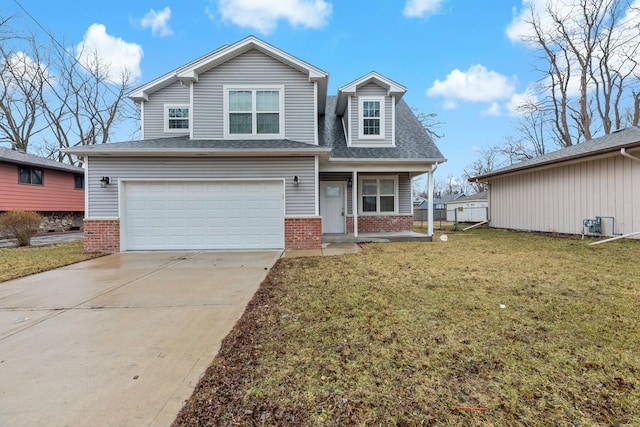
<box><xmin>0</xmin><ymin>251</ymin><xmax>280</xmax><ymax>426</ymax></box>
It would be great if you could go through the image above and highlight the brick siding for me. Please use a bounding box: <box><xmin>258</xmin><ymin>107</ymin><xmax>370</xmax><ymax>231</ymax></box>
<box><xmin>346</xmin><ymin>215</ymin><xmax>413</xmax><ymax>234</ymax></box>
<box><xmin>285</xmin><ymin>217</ymin><xmax>322</xmax><ymax>250</ymax></box>
<box><xmin>84</xmin><ymin>219</ymin><xmax>120</xmax><ymax>253</ymax></box>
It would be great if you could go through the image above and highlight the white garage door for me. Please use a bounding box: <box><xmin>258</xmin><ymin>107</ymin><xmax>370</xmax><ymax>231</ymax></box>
<box><xmin>123</xmin><ymin>181</ymin><xmax>284</xmax><ymax>250</ymax></box>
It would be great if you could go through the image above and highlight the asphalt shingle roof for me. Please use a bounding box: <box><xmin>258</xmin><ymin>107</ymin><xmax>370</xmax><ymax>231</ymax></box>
<box><xmin>64</xmin><ymin>97</ymin><xmax>446</xmax><ymax>163</ymax></box>
<box><xmin>0</xmin><ymin>147</ymin><xmax>84</xmax><ymax>174</ymax></box>
<box><xmin>473</xmin><ymin>126</ymin><xmax>640</xmax><ymax>180</ymax></box>
<box><xmin>319</xmin><ymin>96</ymin><xmax>446</xmax><ymax>160</ymax></box>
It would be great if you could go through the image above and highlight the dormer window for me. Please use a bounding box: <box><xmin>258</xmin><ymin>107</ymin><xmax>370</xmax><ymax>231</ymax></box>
<box><xmin>224</xmin><ymin>85</ymin><xmax>284</xmax><ymax>139</ymax></box>
<box><xmin>165</xmin><ymin>105</ymin><xmax>190</xmax><ymax>133</ymax></box>
<box><xmin>359</xmin><ymin>96</ymin><xmax>385</xmax><ymax>139</ymax></box>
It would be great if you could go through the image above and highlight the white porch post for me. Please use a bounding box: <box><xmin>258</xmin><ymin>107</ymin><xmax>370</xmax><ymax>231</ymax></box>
<box><xmin>427</xmin><ymin>166</ymin><xmax>435</xmax><ymax>237</ymax></box>
<box><xmin>352</xmin><ymin>170</ymin><xmax>358</xmax><ymax>237</ymax></box>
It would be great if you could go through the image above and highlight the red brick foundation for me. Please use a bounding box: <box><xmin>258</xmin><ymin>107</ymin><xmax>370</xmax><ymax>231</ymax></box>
<box><xmin>84</xmin><ymin>219</ymin><xmax>120</xmax><ymax>253</ymax></box>
<box><xmin>285</xmin><ymin>217</ymin><xmax>322</xmax><ymax>250</ymax></box>
<box><xmin>346</xmin><ymin>215</ymin><xmax>413</xmax><ymax>233</ymax></box>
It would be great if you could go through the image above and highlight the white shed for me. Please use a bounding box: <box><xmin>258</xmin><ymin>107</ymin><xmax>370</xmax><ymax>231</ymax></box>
<box><xmin>446</xmin><ymin>192</ymin><xmax>488</xmax><ymax>222</ymax></box>
<box><xmin>471</xmin><ymin>127</ymin><xmax>640</xmax><ymax>238</ymax></box>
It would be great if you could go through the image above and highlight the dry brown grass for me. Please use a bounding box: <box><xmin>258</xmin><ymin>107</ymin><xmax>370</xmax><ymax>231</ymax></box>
<box><xmin>0</xmin><ymin>240</ymin><xmax>103</xmax><ymax>282</ymax></box>
<box><xmin>174</xmin><ymin>229</ymin><xmax>640</xmax><ymax>426</ymax></box>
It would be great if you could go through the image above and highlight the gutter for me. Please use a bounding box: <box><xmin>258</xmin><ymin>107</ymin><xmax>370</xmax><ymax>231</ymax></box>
<box><xmin>61</xmin><ymin>147</ymin><xmax>332</xmax><ymax>158</ymax></box>
<box><xmin>621</xmin><ymin>148</ymin><xmax>640</xmax><ymax>162</ymax></box>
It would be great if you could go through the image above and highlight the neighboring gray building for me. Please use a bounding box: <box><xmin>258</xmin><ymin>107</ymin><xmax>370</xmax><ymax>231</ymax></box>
<box><xmin>66</xmin><ymin>36</ymin><xmax>445</xmax><ymax>252</ymax></box>
<box><xmin>472</xmin><ymin>127</ymin><xmax>640</xmax><ymax>238</ymax></box>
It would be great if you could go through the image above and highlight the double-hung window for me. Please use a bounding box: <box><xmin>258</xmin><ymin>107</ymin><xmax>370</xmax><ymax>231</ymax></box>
<box><xmin>359</xmin><ymin>96</ymin><xmax>385</xmax><ymax>139</ymax></box>
<box><xmin>225</xmin><ymin>86</ymin><xmax>284</xmax><ymax>138</ymax></box>
<box><xmin>18</xmin><ymin>166</ymin><xmax>44</xmax><ymax>185</ymax></box>
<box><xmin>165</xmin><ymin>105</ymin><xmax>190</xmax><ymax>132</ymax></box>
<box><xmin>361</xmin><ymin>176</ymin><xmax>397</xmax><ymax>214</ymax></box>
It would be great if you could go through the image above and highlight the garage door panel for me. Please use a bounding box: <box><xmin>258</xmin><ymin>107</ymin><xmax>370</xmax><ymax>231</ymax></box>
<box><xmin>124</xmin><ymin>181</ymin><xmax>284</xmax><ymax>250</ymax></box>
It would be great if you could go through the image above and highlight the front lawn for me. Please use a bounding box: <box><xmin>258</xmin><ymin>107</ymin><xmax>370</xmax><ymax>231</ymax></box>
<box><xmin>174</xmin><ymin>229</ymin><xmax>640</xmax><ymax>426</ymax></box>
<box><xmin>0</xmin><ymin>240</ymin><xmax>103</xmax><ymax>282</ymax></box>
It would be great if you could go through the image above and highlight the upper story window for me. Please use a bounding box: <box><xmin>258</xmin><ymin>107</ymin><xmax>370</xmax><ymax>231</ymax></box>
<box><xmin>360</xmin><ymin>176</ymin><xmax>397</xmax><ymax>214</ymax></box>
<box><xmin>74</xmin><ymin>174</ymin><xmax>84</xmax><ymax>190</ymax></box>
<box><xmin>165</xmin><ymin>105</ymin><xmax>190</xmax><ymax>133</ymax></box>
<box><xmin>224</xmin><ymin>86</ymin><xmax>284</xmax><ymax>139</ymax></box>
<box><xmin>359</xmin><ymin>96</ymin><xmax>385</xmax><ymax>140</ymax></box>
<box><xmin>18</xmin><ymin>166</ymin><xmax>44</xmax><ymax>186</ymax></box>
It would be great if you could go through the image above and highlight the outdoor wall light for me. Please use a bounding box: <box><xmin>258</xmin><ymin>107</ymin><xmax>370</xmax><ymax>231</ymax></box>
<box><xmin>100</xmin><ymin>176</ymin><xmax>111</xmax><ymax>188</ymax></box>
<box><xmin>348</xmin><ymin>177</ymin><xmax>353</xmax><ymax>188</ymax></box>
<box><xmin>293</xmin><ymin>175</ymin><xmax>299</xmax><ymax>187</ymax></box>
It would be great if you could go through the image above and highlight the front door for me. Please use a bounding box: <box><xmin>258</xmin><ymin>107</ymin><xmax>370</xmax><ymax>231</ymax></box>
<box><xmin>320</xmin><ymin>182</ymin><xmax>346</xmax><ymax>234</ymax></box>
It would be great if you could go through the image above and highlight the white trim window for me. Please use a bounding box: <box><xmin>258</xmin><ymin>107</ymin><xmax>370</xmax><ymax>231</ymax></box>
<box><xmin>358</xmin><ymin>96</ymin><xmax>385</xmax><ymax>139</ymax></box>
<box><xmin>224</xmin><ymin>86</ymin><xmax>285</xmax><ymax>139</ymax></box>
<box><xmin>164</xmin><ymin>104</ymin><xmax>190</xmax><ymax>133</ymax></box>
<box><xmin>360</xmin><ymin>176</ymin><xmax>397</xmax><ymax>214</ymax></box>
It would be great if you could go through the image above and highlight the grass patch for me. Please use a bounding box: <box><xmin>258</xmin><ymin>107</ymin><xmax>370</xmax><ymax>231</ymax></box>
<box><xmin>174</xmin><ymin>229</ymin><xmax>640</xmax><ymax>426</ymax></box>
<box><xmin>0</xmin><ymin>240</ymin><xmax>103</xmax><ymax>282</ymax></box>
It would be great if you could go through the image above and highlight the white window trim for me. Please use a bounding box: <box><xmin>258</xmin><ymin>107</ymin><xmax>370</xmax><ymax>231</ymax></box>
<box><xmin>359</xmin><ymin>175</ymin><xmax>398</xmax><ymax>215</ymax></box>
<box><xmin>164</xmin><ymin>104</ymin><xmax>190</xmax><ymax>133</ymax></box>
<box><xmin>223</xmin><ymin>85</ymin><xmax>285</xmax><ymax>139</ymax></box>
<box><xmin>358</xmin><ymin>96</ymin><xmax>385</xmax><ymax>140</ymax></box>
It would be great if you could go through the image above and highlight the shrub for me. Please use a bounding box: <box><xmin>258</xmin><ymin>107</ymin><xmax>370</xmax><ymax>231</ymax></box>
<box><xmin>0</xmin><ymin>211</ymin><xmax>42</xmax><ymax>246</ymax></box>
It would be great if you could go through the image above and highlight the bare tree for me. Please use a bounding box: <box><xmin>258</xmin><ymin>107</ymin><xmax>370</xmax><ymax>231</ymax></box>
<box><xmin>464</xmin><ymin>146</ymin><xmax>503</xmax><ymax>192</ymax></box>
<box><xmin>517</xmin><ymin>0</ymin><xmax>640</xmax><ymax>148</ymax></box>
<box><xmin>42</xmin><ymin>47</ymin><xmax>132</xmax><ymax>164</ymax></box>
<box><xmin>0</xmin><ymin>14</ymin><xmax>133</xmax><ymax>164</ymax></box>
<box><xmin>413</xmin><ymin>108</ymin><xmax>445</xmax><ymax>140</ymax></box>
<box><xmin>0</xmin><ymin>21</ymin><xmax>48</xmax><ymax>151</ymax></box>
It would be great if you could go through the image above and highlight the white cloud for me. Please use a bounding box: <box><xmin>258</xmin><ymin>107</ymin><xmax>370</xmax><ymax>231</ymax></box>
<box><xmin>482</xmin><ymin>102</ymin><xmax>501</xmax><ymax>116</ymax></box>
<box><xmin>403</xmin><ymin>0</ymin><xmax>445</xmax><ymax>18</ymax></box>
<box><xmin>4</xmin><ymin>52</ymin><xmax>51</xmax><ymax>83</ymax></box>
<box><xmin>427</xmin><ymin>64</ymin><xmax>516</xmax><ymax>107</ymax></box>
<box><xmin>76</xmin><ymin>24</ymin><xmax>143</xmax><ymax>83</ymax></box>
<box><xmin>140</xmin><ymin>7</ymin><xmax>173</xmax><ymax>37</ymax></box>
<box><xmin>442</xmin><ymin>99</ymin><xmax>458</xmax><ymax>110</ymax></box>
<box><xmin>214</xmin><ymin>0</ymin><xmax>332</xmax><ymax>34</ymax></box>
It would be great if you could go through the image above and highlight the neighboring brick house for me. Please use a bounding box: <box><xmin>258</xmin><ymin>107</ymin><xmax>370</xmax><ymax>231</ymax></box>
<box><xmin>0</xmin><ymin>147</ymin><xmax>84</xmax><ymax>232</ymax></box>
<box><xmin>65</xmin><ymin>36</ymin><xmax>445</xmax><ymax>253</ymax></box>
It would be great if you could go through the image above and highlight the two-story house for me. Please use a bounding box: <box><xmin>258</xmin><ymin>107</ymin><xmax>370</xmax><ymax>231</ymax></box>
<box><xmin>65</xmin><ymin>36</ymin><xmax>445</xmax><ymax>253</ymax></box>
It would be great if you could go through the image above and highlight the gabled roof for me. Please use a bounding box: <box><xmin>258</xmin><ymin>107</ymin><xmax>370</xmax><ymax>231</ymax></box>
<box><xmin>0</xmin><ymin>147</ymin><xmax>84</xmax><ymax>174</ymax></box>
<box><xmin>335</xmin><ymin>71</ymin><xmax>407</xmax><ymax>116</ymax></box>
<box><xmin>128</xmin><ymin>36</ymin><xmax>329</xmax><ymax>113</ymax></box>
<box><xmin>320</xmin><ymin>96</ymin><xmax>446</xmax><ymax>162</ymax></box>
<box><xmin>473</xmin><ymin>126</ymin><xmax>640</xmax><ymax>181</ymax></box>
<box><xmin>63</xmin><ymin>136</ymin><xmax>331</xmax><ymax>159</ymax></box>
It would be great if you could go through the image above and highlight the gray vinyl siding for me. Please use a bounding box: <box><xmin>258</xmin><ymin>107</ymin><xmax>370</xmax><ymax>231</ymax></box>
<box><xmin>192</xmin><ymin>49</ymin><xmax>316</xmax><ymax>143</ymax></box>
<box><xmin>142</xmin><ymin>81</ymin><xmax>190</xmax><ymax>139</ymax></box>
<box><xmin>87</xmin><ymin>156</ymin><xmax>316</xmax><ymax>217</ymax></box>
<box><xmin>487</xmin><ymin>154</ymin><xmax>640</xmax><ymax>238</ymax></box>
<box><xmin>320</xmin><ymin>172</ymin><xmax>411</xmax><ymax>215</ymax></box>
<box><xmin>350</xmin><ymin>83</ymin><xmax>393</xmax><ymax>146</ymax></box>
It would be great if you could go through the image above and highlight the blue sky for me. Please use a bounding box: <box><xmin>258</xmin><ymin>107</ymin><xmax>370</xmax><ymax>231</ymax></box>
<box><xmin>6</xmin><ymin>0</ymin><xmax>545</xmax><ymax>182</ymax></box>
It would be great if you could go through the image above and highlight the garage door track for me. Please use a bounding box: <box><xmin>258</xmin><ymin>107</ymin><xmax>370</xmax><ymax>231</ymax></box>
<box><xmin>0</xmin><ymin>250</ymin><xmax>280</xmax><ymax>426</ymax></box>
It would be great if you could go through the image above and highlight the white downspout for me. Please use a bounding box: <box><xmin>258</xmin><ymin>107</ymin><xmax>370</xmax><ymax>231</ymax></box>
<box><xmin>427</xmin><ymin>163</ymin><xmax>438</xmax><ymax>237</ymax></box>
<box><xmin>352</xmin><ymin>170</ymin><xmax>358</xmax><ymax>237</ymax></box>
<box><xmin>621</xmin><ymin>148</ymin><xmax>640</xmax><ymax>162</ymax></box>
